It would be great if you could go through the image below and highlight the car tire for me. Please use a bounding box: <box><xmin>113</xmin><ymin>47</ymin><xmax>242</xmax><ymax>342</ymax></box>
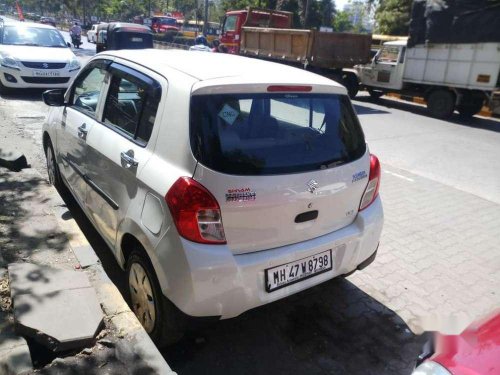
<box><xmin>368</xmin><ymin>88</ymin><xmax>384</xmax><ymax>100</ymax></box>
<box><xmin>427</xmin><ymin>89</ymin><xmax>455</xmax><ymax>119</ymax></box>
<box><xmin>342</xmin><ymin>73</ymin><xmax>359</xmax><ymax>99</ymax></box>
<box><xmin>127</xmin><ymin>250</ymin><xmax>186</xmax><ymax>347</ymax></box>
<box><xmin>0</xmin><ymin>80</ymin><xmax>11</xmax><ymax>95</ymax></box>
<box><xmin>45</xmin><ymin>139</ymin><xmax>63</xmax><ymax>190</ymax></box>
<box><xmin>456</xmin><ymin>98</ymin><xmax>484</xmax><ymax>119</ymax></box>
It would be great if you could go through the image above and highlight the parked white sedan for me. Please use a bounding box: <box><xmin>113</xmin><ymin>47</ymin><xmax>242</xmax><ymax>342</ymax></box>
<box><xmin>42</xmin><ymin>50</ymin><xmax>383</xmax><ymax>346</ymax></box>
<box><xmin>0</xmin><ymin>21</ymin><xmax>80</xmax><ymax>91</ymax></box>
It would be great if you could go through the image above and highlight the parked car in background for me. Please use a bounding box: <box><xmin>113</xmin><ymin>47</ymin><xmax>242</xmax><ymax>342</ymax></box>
<box><xmin>87</xmin><ymin>23</ymin><xmax>98</xmax><ymax>43</ymax></box>
<box><xmin>0</xmin><ymin>22</ymin><xmax>80</xmax><ymax>91</ymax></box>
<box><xmin>40</xmin><ymin>17</ymin><xmax>56</xmax><ymax>27</ymax></box>
<box><xmin>42</xmin><ymin>50</ymin><xmax>383</xmax><ymax>346</ymax></box>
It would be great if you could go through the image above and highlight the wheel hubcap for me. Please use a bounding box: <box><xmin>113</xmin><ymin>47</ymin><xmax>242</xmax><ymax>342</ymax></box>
<box><xmin>129</xmin><ymin>263</ymin><xmax>156</xmax><ymax>333</ymax></box>
<box><xmin>46</xmin><ymin>147</ymin><xmax>55</xmax><ymax>184</ymax></box>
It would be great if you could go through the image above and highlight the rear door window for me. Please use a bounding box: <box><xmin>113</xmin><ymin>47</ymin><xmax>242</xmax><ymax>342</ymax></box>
<box><xmin>190</xmin><ymin>93</ymin><xmax>366</xmax><ymax>175</ymax></box>
<box><xmin>102</xmin><ymin>64</ymin><xmax>161</xmax><ymax>145</ymax></box>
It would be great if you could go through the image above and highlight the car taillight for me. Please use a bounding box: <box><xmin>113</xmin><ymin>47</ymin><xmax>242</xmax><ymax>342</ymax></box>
<box><xmin>166</xmin><ymin>177</ymin><xmax>226</xmax><ymax>244</ymax></box>
<box><xmin>359</xmin><ymin>154</ymin><xmax>381</xmax><ymax>211</ymax></box>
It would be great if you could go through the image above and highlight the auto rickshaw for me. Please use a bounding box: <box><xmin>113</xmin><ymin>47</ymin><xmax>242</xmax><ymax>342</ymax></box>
<box><xmin>95</xmin><ymin>22</ymin><xmax>153</xmax><ymax>53</ymax></box>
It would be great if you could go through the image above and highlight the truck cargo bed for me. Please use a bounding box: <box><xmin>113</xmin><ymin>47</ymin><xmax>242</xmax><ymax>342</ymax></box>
<box><xmin>240</xmin><ymin>27</ymin><xmax>371</xmax><ymax>69</ymax></box>
<box><xmin>404</xmin><ymin>43</ymin><xmax>500</xmax><ymax>91</ymax></box>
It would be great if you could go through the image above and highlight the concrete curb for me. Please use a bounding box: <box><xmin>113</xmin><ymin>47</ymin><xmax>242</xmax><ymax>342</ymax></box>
<box><xmin>385</xmin><ymin>92</ymin><xmax>499</xmax><ymax>119</ymax></box>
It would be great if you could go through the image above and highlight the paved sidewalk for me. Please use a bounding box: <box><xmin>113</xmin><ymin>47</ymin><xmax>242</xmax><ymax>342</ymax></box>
<box><xmin>0</xmin><ymin>166</ymin><xmax>173</xmax><ymax>374</ymax></box>
<box><xmin>349</xmin><ymin>164</ymin><xmax>500</xmax><ymax>334</ymax></box>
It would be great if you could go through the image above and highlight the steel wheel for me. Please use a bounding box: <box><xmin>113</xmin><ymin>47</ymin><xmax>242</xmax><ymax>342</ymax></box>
<box><xmin>129</xmin><ymin>262</ymin><xmax>156</xmax><ymax>333</ymax></box>
<box><xmin>46</xmin><ymin>146</ymin><xmax>56</xmax><ymax>185</ymax></box>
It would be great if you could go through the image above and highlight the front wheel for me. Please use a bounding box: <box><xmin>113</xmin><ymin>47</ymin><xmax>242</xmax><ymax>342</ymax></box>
<box><xmin>127</xmin><ymin>251</ymin><xmax>185</xmax><ymax>347</ymax></box>
<box><xmin>45</xmin><ymin>139</ymin><xmax>63</xmax><ymax>190</ymax></box>
<box><xmin>368</xmin><ymin>88</ymin><xmax>384</xmax><ymax>99</ymax></box>
<box><xmin>342</xmin><ymin>73</ymin><xmax>359</xmax><ymax>99</ymax></box>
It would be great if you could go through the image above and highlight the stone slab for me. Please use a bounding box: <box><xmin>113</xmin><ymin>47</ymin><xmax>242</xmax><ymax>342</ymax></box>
<box><xmin>0</xmin><ymin>150</ymin><xmax>28</xmax><ymax>171</ymax></box>
<box><xmin>0</xmin><ymin>331</ymin><xmax>33</xmax><ymax>374</ymax></box>
<box><xmin>72</xmin><ymin>245</ymin><xmax>100</xmax><ymax>269</ymax></box>
<box><xmin>14</xmin><ymin>287</ymin><xmax>103</xmax><ymax>352</ymax></box>
<box><xmin>8</xmin><ymin>263</ymin><xmax>90</xmax><ymax>299</ymax></box>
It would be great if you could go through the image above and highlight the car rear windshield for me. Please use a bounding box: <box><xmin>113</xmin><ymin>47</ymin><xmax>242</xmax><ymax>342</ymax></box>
<box><xmin>190</xmin><ymin>93</ymin><xmax>366</xmax><ymax>175</ymax></box>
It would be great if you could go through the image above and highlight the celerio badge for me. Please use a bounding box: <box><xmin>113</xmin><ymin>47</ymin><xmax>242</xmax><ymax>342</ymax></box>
<box><xmin>352</xmin><ymin>171</ymin><xmax>367</xmax><ymax>183</ymax></box>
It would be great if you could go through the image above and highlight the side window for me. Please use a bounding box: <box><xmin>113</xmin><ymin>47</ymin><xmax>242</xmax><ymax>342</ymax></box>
<box><xmin>103</xmin><ymin>71</ymin><xmax>160</xmax><ymax>144</ymax></box>
<box><xmin>377</xmin><ymin>46</ymin><xmax>400</xmax><ymax>64</ymax></box>
<box><xmin>72</xmin><ymin>67</ymin><xmax>107</xmax><ymax>117</ymax></box>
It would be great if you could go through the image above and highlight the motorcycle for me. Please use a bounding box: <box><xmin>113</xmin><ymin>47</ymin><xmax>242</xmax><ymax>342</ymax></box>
<box><xmin>71</xmin><ymin>33</ymin><xmax>82</xmax><ymax>49</ymax></box>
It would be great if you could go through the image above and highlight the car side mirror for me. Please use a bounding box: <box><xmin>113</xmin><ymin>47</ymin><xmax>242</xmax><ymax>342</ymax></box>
<box><xmin>43</xmin><ymin>89</ymin><xmax>66</xmax><ymax>106</ymax></box>
<box><xmin>67</xmin><ymin>42</ymin><xmax>71</xmax><ymax>48</ymax></box>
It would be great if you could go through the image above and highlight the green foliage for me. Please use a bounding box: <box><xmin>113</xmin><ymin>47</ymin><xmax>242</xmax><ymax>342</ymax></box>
<box><xmin>332</xmin><ymin>10</ymin><xmax>353</xmax><ymax>31</ymax></box>
<box><xmin>276</xmin><ymin>0</ymin><xmax>301</xmax><ymax>27</ymax></box>
<box><xmin>375</xmin><ymin>0</ymin><xmax>412</xmax><ymax>35</ymax></box>
<box><xmin>320</xmin><ymin>0</ymin><xmax>336</xmax><ymax>27</ymax></box>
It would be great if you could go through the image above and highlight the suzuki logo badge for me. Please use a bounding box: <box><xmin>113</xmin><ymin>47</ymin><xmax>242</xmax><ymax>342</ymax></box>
<box><xmin>307</xmin><ymin>179</ymin><xmax>319</xmax><ymax>194</ymax></box>
<box><xmin>42</xmin><ymin>63</ymin><xmax>49</xmax><ymax>69</ymax></box>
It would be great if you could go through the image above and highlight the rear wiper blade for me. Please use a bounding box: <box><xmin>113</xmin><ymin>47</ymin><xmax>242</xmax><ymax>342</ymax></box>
<box><xmin>320</xmin><ymin>160</ymin><xmax>346</xmax><ymax>169</ymax></box>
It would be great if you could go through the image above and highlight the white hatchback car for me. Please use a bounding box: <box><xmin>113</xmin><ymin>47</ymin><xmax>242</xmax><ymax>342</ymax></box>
<box><xmin>42</xmin><ymin>50</ymin><xmax>383</xmax><ymax>346</ymax></box>
<box><xmin>0</xmin><ymin>21</ymin><xmax>80</xmax><ymax>91</ymax></box>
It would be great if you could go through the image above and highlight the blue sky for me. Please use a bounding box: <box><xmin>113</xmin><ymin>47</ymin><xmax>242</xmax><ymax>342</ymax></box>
<box><xmin>336</xmin><ymin>0</ymin><xmax>350</xmax><ymax>10</ymax></box>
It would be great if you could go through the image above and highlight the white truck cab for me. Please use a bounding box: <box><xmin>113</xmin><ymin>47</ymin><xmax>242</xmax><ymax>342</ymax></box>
<box><xmin>356</xmin><ymin>40</ymin><xmax>500</xmax><ymax>119</ymax></box>
<box><xmin>357</xmin><ymin>41</ymin><xmax>407</xmax><ymax>92</ymax></box>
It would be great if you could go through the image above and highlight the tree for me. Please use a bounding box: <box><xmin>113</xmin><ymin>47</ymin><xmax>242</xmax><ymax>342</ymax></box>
<box><xmin>319</xmin><ymin>0</ymin><xmax>336</xmax><ymax>27</ymax></box>
<box><xmin>332</xmin><ymin>10</ymin><xmax>353</xmax><ymax>31</ymax></box>
<box><xmin>375</xmin><ymin>0</ymin><xmax>412</xmax><ymax>35</ymax></box>
<box><xmin>276</xmin><ymin>0</ymin><xmax>301</xmax><ymax>27</ymax></box>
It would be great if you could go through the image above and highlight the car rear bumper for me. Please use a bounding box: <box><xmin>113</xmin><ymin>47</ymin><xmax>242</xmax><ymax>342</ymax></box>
<box><xmin>157</xmin><ymin>196</ymin><xmax>383</xmax><ymax>319</ymax></box>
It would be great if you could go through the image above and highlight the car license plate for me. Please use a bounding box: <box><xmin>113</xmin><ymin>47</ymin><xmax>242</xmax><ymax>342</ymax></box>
<box><xmin>265</xmin><ymin>249</ymin><xmax>333</xmax><ymax>293</ymax></box>
<box><xmin>33</xmin><ymin>70</ymin><xmax>60</xmax><ymax>77</ymax></box>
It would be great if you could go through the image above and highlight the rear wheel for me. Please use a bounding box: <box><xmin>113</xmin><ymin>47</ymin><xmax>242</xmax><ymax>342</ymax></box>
<box><xmin>456</xmin><ymin>97</ymin><xmax>484</xmax><ymax>118</ymax></box>
<box><xmin>127</xmin><ymin>250</ymin><xmax>185</xmax><ymax>347</ymax></box>
<box><xmin>427</xmin><ymin>89</ymin><xmax>455</xmax><ymax>119</ymax></box>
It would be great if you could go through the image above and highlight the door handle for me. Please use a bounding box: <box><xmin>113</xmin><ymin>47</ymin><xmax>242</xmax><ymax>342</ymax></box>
<box><xmin>120</xmin><ymin>151</ymin><xmax>138</xmax><ymax>168</ymax></box>
<box><xmin>77</xmin><ymin>123</ymin><xmax>88</xmax><ymax>140</ymax></box>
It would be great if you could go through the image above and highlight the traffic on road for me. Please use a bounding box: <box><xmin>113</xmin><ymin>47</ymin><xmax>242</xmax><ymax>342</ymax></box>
<box><xmin>0</xmin><ymin>1</ymin><xmax>499</xmax><ymax>374</ymax></box>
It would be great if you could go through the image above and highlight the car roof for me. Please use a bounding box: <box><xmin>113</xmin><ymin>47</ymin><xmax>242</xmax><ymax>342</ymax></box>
<box><xmin>105</xmin><ymin>49</ymin><xmax>345</xmax><ymax>88</ymax></box>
